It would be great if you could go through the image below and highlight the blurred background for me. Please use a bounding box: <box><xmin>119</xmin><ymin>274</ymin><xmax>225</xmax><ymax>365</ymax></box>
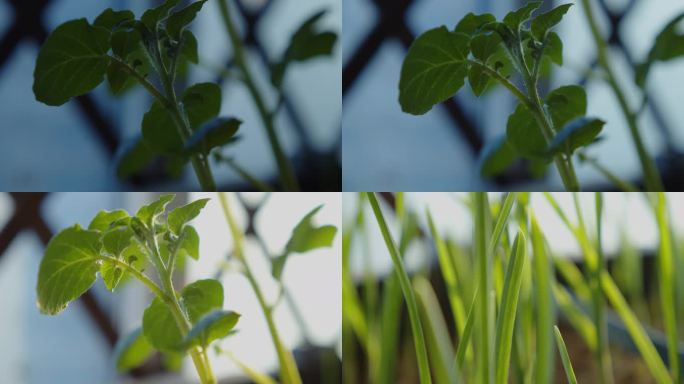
<box><xmin>342</xmin><ymin>0</ymin><xmax>684</xmax><ymax>191</ymax></box>
<box><xmin>0</xmin><ymin>192</ymin><xmax>341</xmax><ymax>383</ymax></box>
<box><xmin>0</xmin><ymin>0</ymin><xmax>341</xmax><ymax>191</ymax></box>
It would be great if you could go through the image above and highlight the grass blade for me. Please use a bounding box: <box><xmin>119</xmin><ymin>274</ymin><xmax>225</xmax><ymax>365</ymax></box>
<box><xmin>366</xmin><ymin>193</ymin><xmax>432</xmax><ymax>384</ymax></box>
<box><xmin>592</xmin><ymin>192</ymin><xmax>614</xmax><ymax>384</ymax></box>
<box><xmin>554</xmin><ymin>326</ymin><xmax>579</xmax><ymax>384</ymax></box>
<box><xmin>414</xmin><ymin>276</ymin><xmax>460</xmax><ymax>384</ymax></box>
<box><xmin>655</xmin><ymin>192</ymin><xmax>680</xmax><ymax>382</ymax></box>
<box><xmin>601</xmin><ymin>271</ymin><xmax>673</xmax><ymax>384</ymax></box>
<box><xmin>455</xmin><ymin>289</ymin><xmax>478</xmax><ymax>371</ymax></box>
<box><xmin>474</xmin><ymin>192</ymin><xmax>493</xmax><ymax>384</ymax></box>
<box><xmin>378</xmin><ymin>207</ymin><xmax>418</xmax><ymax>384</ymax></box>
<box><xmin>427</xmin><ymin>209</ymin><xmax>467</xmax><ymax>336</ymax></box>
<box><xmin>494</xmin><ymin>232</ymin><xmax>527</xmax><ymax>384</ymax></box>
<box><xmin>531</xmin><ymin>215</ymin><xmax>555</xmax><ymax>384</ymax></box>
<box><xmin>488</xmin><ymin>193</ymin><xmax>517</xmax><ymax>257</ymax></box>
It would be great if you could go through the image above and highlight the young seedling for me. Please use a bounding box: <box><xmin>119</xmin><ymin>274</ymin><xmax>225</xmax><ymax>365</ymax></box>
<box><xmin>398</xmin><ymin>2</ymin><xmax>608</xmax><ymax>191</ymax></box>
<box><xmin>36</xmin><ymin>194</ymin><xmax>238</xmax><ymax>384</ymax></box>
<box><xmin>33</xmin><ymin>0</ymin><xmax>338</xmax><ymax>192</ymax></box>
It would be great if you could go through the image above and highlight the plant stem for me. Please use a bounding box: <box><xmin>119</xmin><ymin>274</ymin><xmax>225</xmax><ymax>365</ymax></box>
<box><xmin>102</xmin><ymin>251</ymin><xmax>216</xmax><ymax>383</ymax></box>
<box><xmin>159</xmin><ymin>59</ymin><xmax>217</xmax><ymax>192</ymax></box>
<box><xmin>148</xmin><ymin>231</ymin><xmax>217</xmax><ymax>384</ymax></box>
<box><xmin>217</xmin><ymin>192</ymin><xmax>303</xmax><ymax>384</ymax></box>
<box><xmin>524</xmin><ymin>74</ymin><xmax>580</xmax><ymax>191</ymax></box>
<box><xmin>111</xmin><ymin>55</ymin><xmax>217</xmax><ymax>191</ymax></box>
<box><xmin>577</xmin><ymin>152</ymin><xmax>640</xmax><ymax>192</ymax></box>
<box><xmin>216</xmin><ymin>0</ymin><xmax>299</xmax><ymax>191</ymax></box>
<box><xmin>366</xmin><ymin>192</ymin><xmax>432</xmax><ymax>384</ymax></box>
<box><xmin>473</xmin><ymin>58</ymin><xmax>580</xmax><ymax>191</ymax></box>
<box><xmin>579</xmin><ymin>0</ymin><xmax>664</xmax><ymax>191</ymax></box>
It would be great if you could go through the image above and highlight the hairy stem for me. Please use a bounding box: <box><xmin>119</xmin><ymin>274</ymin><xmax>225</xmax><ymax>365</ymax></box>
<box><xmin>218</xmin><ymin>193</ymin><xmax>303</xmax><ymax>384</ymax></box>
<box><xmin>523</xmin><ymin>73</ymin><xmax>580</xmax><ymax>191</ymax></box>
<box><xmin>579</xmin><ymin>0</ymin><xmax>663</xmax><ymax>191</ymax></box>
<box><xmin>216</xmin><ymin>0</ymin><xmax>299</xmax><ymax>191</ymax></box>
<box><xmin>148</xmin><ymin>231</ymin><xmax>216</xmax><ymax>384</ymax></box>
<box><xmin>112</xmin><ymin>50</ymin><xmax>217</xmax><ymax>191</ymax></box>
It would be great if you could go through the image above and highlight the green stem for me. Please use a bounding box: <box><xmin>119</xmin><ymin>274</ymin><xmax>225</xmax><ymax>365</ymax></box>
<box><xmin>110</xmin><ymin>55</ymin><xmax>217</xmax><ymax>191</ymax></box>
<box><xmin>218</xmin><ymin>193</ymin><xmax>303</xmax><ymax>384</ymax></box>
<box><xmin>579</xmin><ymin>0</ymin><xmax>664</xmax><ymax>191</ymax></box>
<box><xmin>577</xmin><ymin>152</ymin><xmax>640</xmax><ymax>192</ymax></box>
<box><xmin>150</xmin><ymin>232</ymin><xmax>216</xmax><ymax>384</ymax></box>
<box><xmin>472</xmin><ymin>59</ymin><xmax>580</xmax><ymax>191</ymax></box>
<box><xmin>524</xmin><ymin>74</ymin><xmax>580</xmax><ymax>191</ymax></box>
<box><xmin>366</xmin><ymin>193</ymin><xmax>432</xmax><ymax>384</ymax></box>
<box><xmin>99</xmin><ymin>254</ymin><xmax>216</xmax><ymax>384</ymax></box>
<box><xmin>216</xmin><ymin>0</ymin><xmax>299</xmax><ymax>191</ymax></box>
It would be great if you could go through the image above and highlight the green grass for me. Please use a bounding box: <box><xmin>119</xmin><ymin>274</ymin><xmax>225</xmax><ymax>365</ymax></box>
<box><xmin>367</xmin><ymin>192</ymin><xmax>432</xmax><ymax>384</ymax></box>
<box><xmin>554</xmin><ymin>326</ymin><xmax>579</xmax><ymax>384</ymax></box>
<box><xmin>344</xmin><ymin>192</ymin><xmax>681</xmax><ymax>384</ymax></box>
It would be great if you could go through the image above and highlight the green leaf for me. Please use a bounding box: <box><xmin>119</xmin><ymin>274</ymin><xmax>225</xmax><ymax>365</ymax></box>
<box><xmin>285</xmin><ymin>205</ymin><xmax>337</xmax><ymax>254</ymax></box>
<box><xmin>142</xmin><ymin>102</ymin><xmax>182</xmax><ymax>154</ymax></box>
<box><xmin>168</xmin><ymin>198</ymin><xmax>210</xmax><ymax>235</ymax></box>
<box><xmin>543</xmin><ymin>32</ymin><xmax>563</xmax><ymax>65</ymax></box>
<box><xmin>530</xmin><ymin>4</ymin><xmax>572</xmax><ymax>40</ymax></box>
<box><xmin>399</xmin><ymin>27</ymin><xmax>470</xmax><ymax>115</ymax></box>
<box><xmin>271</xmin><ymin>10</ymin><xmax>338</xmax><ymax>87</ymax></box>
<box><xmin>111</xmin><ymin>30</ymin><xmax>141</xmax><ymax>58</ymax></box>
<box><xmin>116</xmin><ymin>138</ymin><xmax>155</xmax><ymax>179</ymax></box>
<box><xmin>89</xmin><ymin>210</ymin><xmax>130</xmax><ymax>232</ymax></box>
<box><xmin>100</xmin><ymin>260</ymin><xmax>123</xmax><ymax>291</ymax></box>
<box><xmin>177</xmin><ymin>225</ymin><xmax>200</xmax><ymax>260</ymax></box>
<box><xmin>143</xmin><ymin>297</ymin><xmax>183</xmax><ymax>351</ymax></box>
<box><xmin>468</xmin><ymin>65</ymin><xmax>490</xmax><ymax>96</ymax></box>
<box><xmin>106</xmin><ymin>61</ymin><xmax>129</xmax><ymax>94</ymax></box>
<box><xmin>94</xmin><ymin>8</ymin><xmax>135</xmax><ymax>31</ymax></box>
<box><xmin>470</xmin><ymin>33</ymin><xmax>501</xmax><ymax>62</ymax></box>
<box><xmin>184</xmin><ymin>118</ymin><xmax>242</xmax><ymax>156</ymax></box>
<box><xmin>454</xmin><ymin>13</ymin><xmax>496</xmax><ymax>35</ymax></box>
<box><xmin>479</xmin><ymin>135</ymin><xmax>517</xmax><ymax>177</ymax></box>
<box><xmin>37</xmin><ymin>225</ymin><xmax>102</xmax><ymax>315</ymax></box>
<box><xmin>136</xmin><ymin>194</ymin><xmax>175</xmax><ymax>228</ymax></box>
<box><xmin>545</xmin><ymin>85</ymin><xmax>586</xmax><ymax>131</ymax></box>
<box><xmin>506</xmin><ymin>103</ymin><xmax>547</xmax><ymax>159</ymax></box>
<box><xmin>503</xmin><ymin>2</ymin><xmax>542</xmax><ymax>33</ymax></box>
<box><xmin>468</xmin><ymin>33</ymin><xmax>502</xmax><ymax>96</ymax></box>
<box><xmin>273</xmin><ymin>205</ymin><xmax>337</xmax><ymax>280</ymax></box>
<box><xmin>102</xmin><ymin>226</ymin><xmax>135</xmax><ymax>256</ymax></box>
<box><xmin>166</xmin><ymin>0</ymin><xmax>207</xmax><ymax>39</ymax></box>
<box><xmin>182</xmin><ymin>83</ymin><xmax>222</xmax><ymax>129</ymax></box>
<box><xmin>113</xmin><ymin>328</ymin><xmax>154</xmax><ymax>372</ymax></box>
<box><xmin>143</xmin><ymin>83</ymin><xmax>222</xmax><ymax>154</ymax></box>
<box><xmin>181</xmin><ymin>30</ymin><xmax>199</xmax><ymax>64</ymax></box>
<box><xmin>33</xmin><ymin>19</ymin><xmax>110</xmax><ymax>106</ymax></box>
<box><xmin>181</xmin><ymin>279</ymin><xmax>224</xmax><ymax>323</ymax></box>
<box><xmin>183</xmin><ymin>310</ymin><xmax>240</xmax><ymax>348</ymax></box>
<box><xmin>636</xmin><ymin>13</ymin><xmax>684</xmax><ymax>86</ymax></box>
<box><xmin>141</xmin><ymin>0</ymin><xmax>180</xmax><ymax>29</ymax></box>
<box><xmin>547</xmin><ymin>117</ymin><xmax>605</xmax><ymax>156</ymax></box>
